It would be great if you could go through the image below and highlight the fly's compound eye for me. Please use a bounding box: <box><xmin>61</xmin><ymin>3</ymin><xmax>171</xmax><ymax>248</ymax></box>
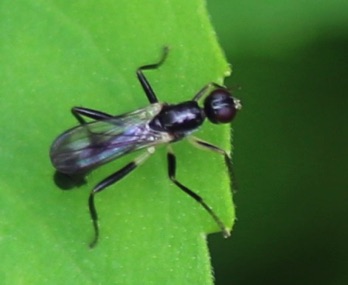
<box><xmin>204</xmin><ymin>88</ymin><xmax>242</xmax><ymax>124</ymax></box>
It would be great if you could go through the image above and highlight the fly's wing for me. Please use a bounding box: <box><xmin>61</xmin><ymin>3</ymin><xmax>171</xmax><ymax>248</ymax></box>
<box><xmin>50</xmin><ymin>103</ymin><xmax>169</xmax><ymax>174</ymax></box>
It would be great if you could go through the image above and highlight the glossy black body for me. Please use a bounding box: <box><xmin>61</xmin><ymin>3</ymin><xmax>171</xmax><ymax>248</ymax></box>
<box><xmin>50</xmin><ymin>47</ymin><xmax>241</xmax><ymax>247</ymax></box>
<box><xmin>149</xmin><ymin>101</ymin><xmax>205</xmax><ymax>138</ymax></box>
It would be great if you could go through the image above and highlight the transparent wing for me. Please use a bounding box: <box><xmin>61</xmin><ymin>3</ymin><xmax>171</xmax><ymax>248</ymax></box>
<box><xmin>50</xmin><ymin>103</ymin><xmax>170</xmax><ymax>174</ymax></box>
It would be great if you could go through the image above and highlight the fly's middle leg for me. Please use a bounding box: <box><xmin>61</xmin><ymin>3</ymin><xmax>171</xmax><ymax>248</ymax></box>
<box><xmin>136</xmin><ymin>47</ymin><xmax>169</xmax><ymax>104</ymax></box>
<box><xmin>166</xmin><ymin>145</ymin><xmax>230</xmax><ymax>238</ymax></box>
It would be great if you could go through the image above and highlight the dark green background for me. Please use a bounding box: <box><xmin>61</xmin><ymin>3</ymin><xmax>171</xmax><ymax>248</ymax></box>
<box><xmin>207</xmin><ymin>1</ymin><xmax>348</xmax><ymax>284</ymax></box>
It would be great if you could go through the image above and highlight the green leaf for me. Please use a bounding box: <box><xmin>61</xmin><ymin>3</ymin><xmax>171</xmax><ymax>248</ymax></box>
<box><xmin>0</xmin><ymin>0</ymin><xmax>235</xmax><ymax>284</ymax></box>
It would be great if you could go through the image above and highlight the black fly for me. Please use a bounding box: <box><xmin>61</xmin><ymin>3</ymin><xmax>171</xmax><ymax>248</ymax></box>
<box><xmin>50</xmin><ymin>47</ymin><xmax>242</xmax><ymax>247</ymax></box>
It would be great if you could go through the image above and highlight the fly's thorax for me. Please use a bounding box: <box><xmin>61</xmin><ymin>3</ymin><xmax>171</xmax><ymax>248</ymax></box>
<box><xmin>149</xmin><ymin>101</ymin><xmax>205</xmax><ymax>134</ymax></box>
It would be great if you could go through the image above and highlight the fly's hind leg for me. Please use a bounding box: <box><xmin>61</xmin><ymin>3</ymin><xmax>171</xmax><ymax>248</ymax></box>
<box><xmin>88</xmin><ymin>147</ymin><xmax>155</xmax><ymax>248</ymax></box>
<box><xmin>71</xmin><ymin>107</ymin><xmax>114</xmax><ymax>125</ymax></box>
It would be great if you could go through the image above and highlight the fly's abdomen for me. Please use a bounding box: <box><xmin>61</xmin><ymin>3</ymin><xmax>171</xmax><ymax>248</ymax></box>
<box><xmin>49</xmin><ymin>117</ymin><xmax>165</xmax><ymax>175</ymax></box>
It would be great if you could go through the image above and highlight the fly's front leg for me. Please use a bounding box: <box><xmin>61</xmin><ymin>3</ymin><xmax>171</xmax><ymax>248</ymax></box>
<box><xmin>188</xmin><ymin>137</ymin><xmax>234</xmax><ymax>181</ymax></box>
<box><xmin>166</xmin><ymin>146</ymin><xmax>230</xmax><ymax>238</ymax></box>
<box><xmin>71</xmin><ymin>107</ymin><xmax>114</xmax><ymax>125</ymax></box>
<box><xmin>136</xmin><ymin>47</ymin><xmax>169</xmax><ymax>104</ymax></box>
<box><xmin>88</xmin><ymin>147</ymin><xmax>155</xmax><ymax>248</ymax></box>
<box><xmin>192</xmin><ymin>82</ymin><xmax>226</xmax><ymax>101</ymax></box>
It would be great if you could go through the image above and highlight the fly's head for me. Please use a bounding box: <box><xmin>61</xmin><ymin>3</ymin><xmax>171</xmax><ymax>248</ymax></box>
<box><xmin>203</xmin><ymin>88</ymin><xmax>242</xmax><ymax>124</ymax></box>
